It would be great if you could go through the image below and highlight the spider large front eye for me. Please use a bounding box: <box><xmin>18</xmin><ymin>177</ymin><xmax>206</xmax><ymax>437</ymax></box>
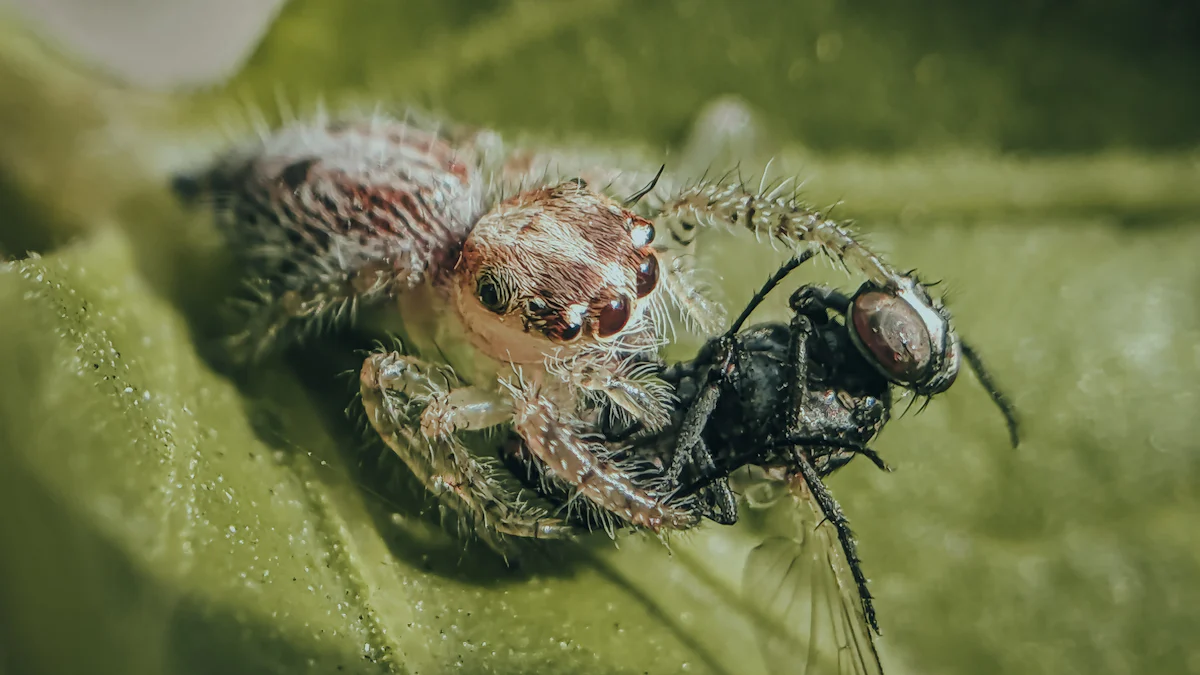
<box><xmin>635</xmin><ymin>253</ymin><xmax>658</xmax><ymax>298</ymax></box>
<box><xmin>596</xmin><ymin>295</ymin><xmax>631</xmax><ymax>338</ymax></box>
<box><xmin>475</xmin><ymin>274</ymin><xmax>508</xmax><ymax>314</ymax></box>
<box><xmin>849</xmin><ymin>290</ymin><xmax>933</xmax><ymax>383</ymax></box>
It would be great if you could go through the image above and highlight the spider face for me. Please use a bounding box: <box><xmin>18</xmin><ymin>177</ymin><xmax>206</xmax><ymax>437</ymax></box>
<box><xmin>454</xmin><ymin>179</ymin><xmax>660</xmax><ymax>363</ymax></box>
<box><xmin>845</xmin><ymin>277</ymin><xmax>960</xmax><ymax>396</ymax></box>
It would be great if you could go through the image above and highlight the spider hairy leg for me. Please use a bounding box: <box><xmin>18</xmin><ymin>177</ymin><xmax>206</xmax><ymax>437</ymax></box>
<box><xmin>359</xmin><ymin>352</ymin><xmax>575</xmax><ymax>545</ymax></box>
<box><xmin>501</xmin><ymin>376</ymin><xmax>700</xmax><ymax>533</ymax></box>
<box><xmin>657</xmin><ymin>180</ymin><xmax>901</xmax><ymax>288</ymax></box>
<box><xmin>551</xmin><ymin>357</ymin><xmax>676</xmax><ymax>433</ymax></box>
<box><xmin>228</xmin><ymin>261</ymin><xmax>394</xmax><ymax>363</ymax></box>
<box><xmin>360</xmin><ymin>351</ymin><xmax>514</xmax><ymax>438</ymax></box>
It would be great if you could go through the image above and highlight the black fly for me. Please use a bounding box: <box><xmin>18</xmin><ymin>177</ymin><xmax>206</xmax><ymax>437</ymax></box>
<box><xmin>607</xmin><ymin>250</ymin><xmax>1020</xmax><ymax>674</ymax></box>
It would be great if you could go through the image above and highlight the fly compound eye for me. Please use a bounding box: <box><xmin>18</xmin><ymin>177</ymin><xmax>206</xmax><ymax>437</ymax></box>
<box><xmin>849</xmin><ymin>290</ymin><xmax>934</xmax><ymax>384</ymax></box>
<box><xmin>635</xmin><ymin>253</ymin><xmax>659</xmax><ymax>298</ymax></box>
<box><xmin>596</xmin><ymin>295</ymin><xmax>632</xmax><ymax>338</ymax></box>
<box><xmin>475</xmin><ymin>273</ymin><xmax>508</xmax><ymax>314</ymax></box>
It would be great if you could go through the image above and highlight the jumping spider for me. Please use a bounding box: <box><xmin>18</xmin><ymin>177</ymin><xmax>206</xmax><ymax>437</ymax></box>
<box><xmin>175</xmin><ymin>108</ymin><xmax>993</xmax><ymax>548</ymax></box>
<box><xmin>599</xmin><ymin>253</ymin><xmax>1019</xmax><ymax>673</ymax></box>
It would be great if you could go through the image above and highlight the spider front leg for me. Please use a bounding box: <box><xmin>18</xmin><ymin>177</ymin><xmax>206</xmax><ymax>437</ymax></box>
<box><xmin>550</xmin><ymin>353</ymin><xmax>679</xmax><ymax>435</ymax></box>
<box><xmin>359</xmin><ymin>352</ymin><xmax>575</xmax><ymax>544</ymax></box>
<box><xmin>501</xmin><ymin>376</ymin><xmax>701</xmax><ymax>534</ymax></box>
<box><xmin>655</xmin><ymin>180</ymin><xmax>906</xmax><ymax>290</ymax></box>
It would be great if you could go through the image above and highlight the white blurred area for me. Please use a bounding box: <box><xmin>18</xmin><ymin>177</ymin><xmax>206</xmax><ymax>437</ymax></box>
<box><xmin>1</xmin><ymin>0</ymin><xmax>287</xmax><ymax>88</ymax></box>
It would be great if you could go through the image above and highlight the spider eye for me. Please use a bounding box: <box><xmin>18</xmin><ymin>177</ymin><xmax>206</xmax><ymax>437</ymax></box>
<box><xmin>475</xmin><ymin>274</ymin><xmax>508</xmax><ymax>314</ymax></box>
<box><xmin>596</xmin><ymin>295</ymin><xmax>631</xmax><ymax>338</ymax></box>
<box><xmin>630</xmin><ymin>222</ymin><xmax>655</xmax><ymax>247</ymax></box>
<box><xmin>635</xmin><ymin>253</ymin><xmax>658</xmax><ymax>298</ymax></box>
<box><xmin>557</xmin><ymin>319</ymin><xmax>583</xmax><ymax>341</ymax></box>
<box><xmin>848</xmin><ymin>290</ymin><xmax>934</xmax><ymax>385</ymax></box>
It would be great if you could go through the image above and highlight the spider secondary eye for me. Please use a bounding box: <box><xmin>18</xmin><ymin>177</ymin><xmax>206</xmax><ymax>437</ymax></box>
<box><xmin>849</xmin><ymin>290</ymin><xmax>933</xmax><ymax>383</ymax></box>
<box><xmin>635</xmin><ymin>253</ymin><xmax>659</xmax><ymax>298</ymax></box>
<box><xmin>631</xmin><ymin>222</ymin><xmax>655</xmax><ymax>248</ymax></box>
<box><xmin>557</xmin><ymin>319</ymin><xmax>583</xmax><ymax>341</ymax></box>
<box><xmin>476</xmin><ymin>275</ymin><xmax>507</xmax><ymax>313</ymax></box>
<box><xmin>596</xmin><ymin>295</ymin><xmax>632</xmax><ymax>337</ymax></box>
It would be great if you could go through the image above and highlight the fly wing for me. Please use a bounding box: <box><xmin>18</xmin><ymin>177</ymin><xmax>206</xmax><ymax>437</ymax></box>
<box><xmin>742</xmin><ymin>483</ymin><xmax>884</xmax><ymax>675</ymax></box>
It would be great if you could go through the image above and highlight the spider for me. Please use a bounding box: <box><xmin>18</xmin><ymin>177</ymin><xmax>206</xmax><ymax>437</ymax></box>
<box><xmin>599</xmin><ymin>253</ymin><xmax>1019</xmax><ymax>674</ymax></box>
<box><xmin>173</xmin><ymin>107</ymin><xmax>982</xmax><ymax>548</ymax></box>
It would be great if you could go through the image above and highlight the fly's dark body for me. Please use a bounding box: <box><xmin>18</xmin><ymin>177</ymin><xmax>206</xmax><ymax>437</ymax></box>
<box><xmin>600</xmin><ymin>252</ymin><xmax>1020</xmax><ymax>674</ymax></box>
<box><xmin>662</xmin><ymin>295</ymin><xmax>893</xmax><ymax>503</ymax></box>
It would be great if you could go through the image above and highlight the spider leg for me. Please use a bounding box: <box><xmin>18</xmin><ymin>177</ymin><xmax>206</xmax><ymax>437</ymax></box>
<box><xmin>224</xmin><ymin>257</ymin><xmax>395</xmax><ymax>363</ymax></box>
<box><xmin>359</xmin><ymin>352</ymin><xmax>576</xmax><ymax>546</ymax></box>
<box><xmin>654</xmin><ymin>179</ymin><xmax>905</xmax><ymax>290</ymax></box>
<box><xmin>654</xmin><ymin>243</ymin><xmax>728</xmax><ymax>335</ymax></box>
<box><xmin>556</xmin><ymin>354</ymin><xmax>677</xmax><ymax>434</ymax></box>
<box><xmin>501</xmin><ymin>375</ymin><xmax>700</xmax><ymax>533</ymax></box>
<box><xmin>361</xmin><ymin>352</ymin><xmax>516</xmax><ymax>437</ymax></box>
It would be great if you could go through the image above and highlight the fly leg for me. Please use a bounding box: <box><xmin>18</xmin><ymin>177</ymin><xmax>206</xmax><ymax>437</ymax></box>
<box><xmin>359</xmin><ymin>352</ymin><xmax>575</xmax><ymax>546</ymax></box>
<box><xmin>787</xmin><ymin>454</ymin><xmax>880</xmax><ymax>636</ymax></box>
<box><xmin>666</xmin><ymin>252</ymin><xmax>825</xmax><ymax>524</ymax></box>
<box><xmin>782</xmin><ymin>308</ymin><xmax>880</xmax><ymax>634</ymax></box>
<box><xmin>662</xmin><ymin>339</ymin><xmax>739</xmax><ymax>525</ymax></box>
<box><xmin>789</xmin><ymin>284</ymin><xmax>852</xmax><ymax>317</ymax></box>
<box><xmin>788</xmin><ymin>287</ymin><xmax>895</xmax><ymax>472</ymax></box>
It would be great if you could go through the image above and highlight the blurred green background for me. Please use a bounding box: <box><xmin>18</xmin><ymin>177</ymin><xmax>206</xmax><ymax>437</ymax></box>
<box><xmin>1</xmin><ymin>1</ymin><xmax>1199</xmax><ymax>674</ymax></box>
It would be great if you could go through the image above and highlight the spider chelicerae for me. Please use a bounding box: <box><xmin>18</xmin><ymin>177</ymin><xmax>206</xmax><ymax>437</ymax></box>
<box><xmin>174</xmin><ymin>104</ymin><xmax>987</xmax><ymax>550</ymax></box>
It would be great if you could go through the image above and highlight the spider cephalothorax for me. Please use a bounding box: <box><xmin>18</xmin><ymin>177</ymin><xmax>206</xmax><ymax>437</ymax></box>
<box><xmin>452</xmin><ymin>179</ymin><xmax>660</xmax><ymax>362</ymax></box>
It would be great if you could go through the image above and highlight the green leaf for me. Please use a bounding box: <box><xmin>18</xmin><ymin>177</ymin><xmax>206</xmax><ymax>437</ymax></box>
<box><xmin>2</xmin><ymin>3</ymin><xmax>1200</xmax><ymax>674</ymax></box>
